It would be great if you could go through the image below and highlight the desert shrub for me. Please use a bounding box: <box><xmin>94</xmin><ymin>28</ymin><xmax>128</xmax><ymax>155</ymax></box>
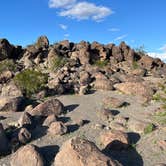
<box><xmin>14</xmin><ymin>69</ymin><xmax>48</xmax><ymax>97</ymax></box>
<box><xmin>50</xmin><ymin>56</ymin><xmax>68</xmax><ymax>71</ymax></box>
<box><xmin>0</xmin><ymin>59</ymin><xmax>17</xmax><ymax>73</ymax></box>
<box><xmin>135</xmin><ymin>45</ymin><xmax>147</xmax><ymax>55</ymax></box>
<box><xmin>132</xmin><ymin>60</ymin><xmax>139</xmax><ymax>69</ymax></box>
<box><xmin>144</xmin><ymin>123</ymin><xmax>155</xmax><ymax>134</ymax></box>
<box><xmin>93</xmin><ymin>60</ymin><xmax>109</xmax><ymax>68</ymax></box>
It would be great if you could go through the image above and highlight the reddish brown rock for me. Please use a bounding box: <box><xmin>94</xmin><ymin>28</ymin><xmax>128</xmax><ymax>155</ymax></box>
<box><xmin>48</xmin><ymin>121</ymin><xmax>67</xmax><ymax>136</ymax></box>
<box><xmin>114</xmin><ymin>82</ymin><xmax>155</xmax><ymax>101</ymax></box>
<box><xmin>100</xmin><ymin>130</ymin><xmax>129</xmax><ymax>150</ymax></box>
<box><xmin>18</xmin><ymin>127</ymin><xmax>31</xmax><ymax>144</ymax></box>
<box><xmin>29</xmin><ymin>98</ymin><xmax>64</xmax><ymax>117</ymax></box>
<box><xmin>18</xmin><ymin>112</ymin><xmax>33</xmax><ymax>127</ymax></box>
<box><xmin>94</xmin><ymin>78</ymin><xmax>114</xmax><ymax>91</ymax></box>
<box><xmin>42</xmin><ymin>114</ymin><xmax>57</xmax><ymax>127</ymax></box>
<box><xmin>54</xmin><ymin>137</ymin><xmax>122</xmax><ymax>166</ymax></box>
<box><xmin>0</xmin><ymin>96</ymin><xmax>25</xmax><ymax>112</ymax></box>
<box><xmin>10</xmin><ymin>144</ymin><xmax>44</xmax><ymax>166</ymax></box>
<box><xmin>0</xmin><ymin>39</ymin><xmax>14</xmax><ymax>60</ymax></box>
<box><xmin>103</xmin><ymin>97</ymin><xmax>129</xmax><ymax>108</ymax></box>
<box><xmin>36</xmin><ymin>36</ymin><xmax>49</xmax><ymax>49</ymax></box>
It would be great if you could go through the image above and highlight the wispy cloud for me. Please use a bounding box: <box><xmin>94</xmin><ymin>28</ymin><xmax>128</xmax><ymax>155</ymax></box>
<box><xmin>59</xmin><ymin>24</ymin><xmax>68</xmax><ymax>30</ymax></box>
<box><xmin>49</xmin><ymin>0</ymin><xmax>112</xmax><ymax>22</ymax></box>
<box><xmin>49</xmin><ymin>0</ymin><xmax>76</xmax><ymax>8</ymax></box>
<box><xmin>114</xmin><ymin>34</ymin><xmax>128</xmax><ymax>41</ymax></box>
<box><xmin>64</xmin><ymin>34</ymin><xmax>70</xmax><ymax>37</ymax></box>
<box><xmin>148</xmin><ymin>52</ymin><xmax>166</xmax><ymax>61</ymax></box>
<box><xmin>108</xmin><ymin>28</ymin><xmax>120</xmax><ymax>32</ymax></box>
<box><xmin>159</xmin><ymin>44</ymin><xmax>166</xmax><ymax>52</ymax></box>
<box><xmin>148</xmin><ymin>43</ymin><xmax>166</xmax><ymax>61</ymax></box>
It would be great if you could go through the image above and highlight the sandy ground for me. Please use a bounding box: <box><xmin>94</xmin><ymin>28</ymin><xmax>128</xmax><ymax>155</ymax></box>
<box><xmin>0</xmin><ymin>90</ymin><xmax>166</xmax><ymax>166</ymax></box>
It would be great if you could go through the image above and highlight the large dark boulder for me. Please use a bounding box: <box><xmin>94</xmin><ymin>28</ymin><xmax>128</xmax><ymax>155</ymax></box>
<box><xmin>0</xmin><ymin>39</ymin><xmax>14</xmax><ymax>60</ymax></box>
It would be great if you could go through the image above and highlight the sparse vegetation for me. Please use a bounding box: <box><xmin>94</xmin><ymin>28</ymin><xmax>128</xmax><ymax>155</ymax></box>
<box><xmin>135</xmin><ymin>45</ymin><xmax>147</xmax><ymax>55</ymax></box>
<box><xmin>93</xmin><ymin>59</ymin><xmax>109</xmax><ymax>68</ymax></box>
<box><xmin>155</xmin><ymin>110</ymin><xmax>166</xmax><ymax>117</ymax></box>
<box><xmin>50</xmin><ymin>56</ymin><xmax>68</xmax><ymax>71</ymax></box>
<box><xmin>144</xmin><ymin>123</ymin><xmax>155</xmax><ymax>134</ymax></box>
<box><xmin>132</xmin><ymin>60</ymin><xmax>139</xmax><ymax>69</ymax></box>
<box><xmin>0</xmin><ymin>59</ymin><xmax>17</xmax><ymax>73</ymax></box>
<box><xmin>129</xmin><ymin>143</ymin><xmax>137</xmax><ymax>149</ymax></box>
<box><xmin>153</xmin><ymin>83</ymin><xmax>166</xmax><ymax>125</ymax></box>
<box><xmin>14</xmin><ymin>69</ymin><xmax>48</xmax><ymax>97</ymax></box>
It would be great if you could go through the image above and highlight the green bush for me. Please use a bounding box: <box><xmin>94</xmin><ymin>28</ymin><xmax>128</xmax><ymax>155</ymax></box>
<box><xmin>50</xmin><ymin>56</ymin><xmax>68</xmax><ymax>71</ymax></box>
<box><xmin>93</xmin><ymin>60</ymin><xmax>109</xmax><ymax>68</ymax></box>
<box><xmin>144</xmin><ymin>123</ymin><xmax>155</xmax><ymax>134</ymax></box>
<box><xmin>14</xmin><ymin>69</ymin><xmax>48</xmax><ymax>97</ymax></box>
<box><xmin>132</xmin><ymin>60</ymin><xmax>139</xmax><ymax>69</ymax></box>
<box><xmin>0</xmin><ymin>59</ymin><xmax>17</xmax><ymax>73</ymax></box>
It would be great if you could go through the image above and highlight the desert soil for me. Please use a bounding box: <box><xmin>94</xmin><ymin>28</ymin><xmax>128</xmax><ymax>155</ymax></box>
<box><xmin>0</xmin><ymin>90</ymin><xmax>165</xmax><ymax>166</ymax></box>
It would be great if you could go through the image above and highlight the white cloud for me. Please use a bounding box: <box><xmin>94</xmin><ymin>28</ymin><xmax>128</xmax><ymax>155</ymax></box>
<box><xmin>59</xmin><ymin>24</ymin><xmax>68</xmax><ymax>30</ymax></box>
<box><xmin>159</xmin><ymin>44</ymin><xmax>166</xmax><ymax>52</ymax></box>
<box><xmin>59</xmin><ymin>2</ymin><xmax>112</xmax><ymax>21</ymax></box>
<box><xmin>108</xmin><ymin>28</ymin><xmax>120</xmax><ymax>32</ymax></box>
<box><xmin>64</xmin><ymin>34</ymin><xmax>70</xmax><ymax>37</ymax></box>
<box><xmin>49</xmin><ymin>0</ymin><xmax>76</xmax><ymax>8</ymax></box>
<box><xmin>148</xmin><ymin>44</ymin><xmax>166</xmax><ymax>62</ymax></box>
<box><xmin>114</xmin><ymin>34</ymin><xmax>128</xmax><ymax>41</ymax></box>
<box><xmin>148</xmin><ymin>52</ymin><xmax>166</xmax><ymax>61</ymax></box>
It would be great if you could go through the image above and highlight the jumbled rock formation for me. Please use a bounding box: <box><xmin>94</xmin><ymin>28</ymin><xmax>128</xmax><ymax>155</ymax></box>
<box><xmin>0</xmin><ymin>36</ymin><xmax>165</xmax><ymax>105</ymax></box>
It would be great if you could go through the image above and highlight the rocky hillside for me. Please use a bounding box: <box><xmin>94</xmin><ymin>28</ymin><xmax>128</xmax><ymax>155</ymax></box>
<box><xmin>0</xmin><ymin>36</ymin><xmax>166</xmax><ymax>97</ymax></box>
<box><xmin>0</xmin><ymin>36</ymin><xmax>166</xmax><ymax>166</ymax></box>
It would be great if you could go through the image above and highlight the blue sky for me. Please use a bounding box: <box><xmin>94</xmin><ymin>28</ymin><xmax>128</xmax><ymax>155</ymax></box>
<box><xmin>0</xmin><ymin>0</ymin><xmax>166</xmax><ymax>60</ymax></box>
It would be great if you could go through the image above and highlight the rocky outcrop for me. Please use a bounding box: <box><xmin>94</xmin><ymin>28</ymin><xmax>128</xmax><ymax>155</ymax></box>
<box><xmin>0</xmin><ymin>36</ymin><xmax>165</xmax><ymax>98</ymax></box>
<box><xmin>114</xmin><ymin>82</ymin><xmax>155</xmax><ymax>101</ymax></box>
<box><xmin>0</xmin><ymin>39</ymin><xmax>14</xmax><ymax>60</ymax></box>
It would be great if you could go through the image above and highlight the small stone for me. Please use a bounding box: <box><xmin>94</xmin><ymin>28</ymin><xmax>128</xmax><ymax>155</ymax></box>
<box><xmin>157</xmin><ymin>140</ymin><xmax>166</xmax><ymax>150</ymax></box>
<box><xmin>18</xmin><ymin>112</ymin><xmax>33</xmax><ymax>127</ymax></box>
<box><xmin>42</xmin><ymin>114</ymin><xmax>57</xmax><ymax>127</ymax></box>
<box><xmin>18</xmin><ymin>128</ymin><xmax>31</xmax><ymax>144</ymax></box>
<box><xmin>48</xmin><ymin>121</ymin><xmax>67</xmax><ymax>136</ymax></box>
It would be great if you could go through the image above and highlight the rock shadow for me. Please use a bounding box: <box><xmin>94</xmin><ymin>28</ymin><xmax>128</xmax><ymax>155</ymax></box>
<box><xmin>104</xmin><ymin>147</ymin><xmax>144</xmax><ymax>166</ymax></box>
<box><xmin>0</xmin><ymin>116</ymin><xmax>6</xmax><ymax>120</ymax></box>
<box><xmin>57</xmin><ymin>116</ymin><xmax>71</xmax><ymax>123</ymax></box>
<box><xmin>67</xmin><ymin>124</ymin><xmax>80</xmax><ymax>133</ymax></box>
<box><xmin>110</xmin><ymin>109</ymin><xmax>120</xmax><ymax>116</ymax></box>
<box><xmin>103</xmin><ymin>132</ymin><xmax>143</xmax><ymax>166</ymax></box>
<box><xmin>31</xmin><ymin>126</ymin><xmax>48</xmax><ymax>140</ymax></box>
<box><xmin>39</xmin><ymin>145</ymin><xmax>60</xmax><ymax>166</ymax></box>
<box><xmin>65</xmin><ymin>104</ymin><xmax>79</xmax><ymax>113</ymax></box>
<box><xmin>127</xmin><ymin>132</ymin><xmax>141</xmax><ymax>144</ymax></box>
<box><xmin>87</xmin><ymin>89</ymin><xmax>96</xmax><ymax>94</ymax></box>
